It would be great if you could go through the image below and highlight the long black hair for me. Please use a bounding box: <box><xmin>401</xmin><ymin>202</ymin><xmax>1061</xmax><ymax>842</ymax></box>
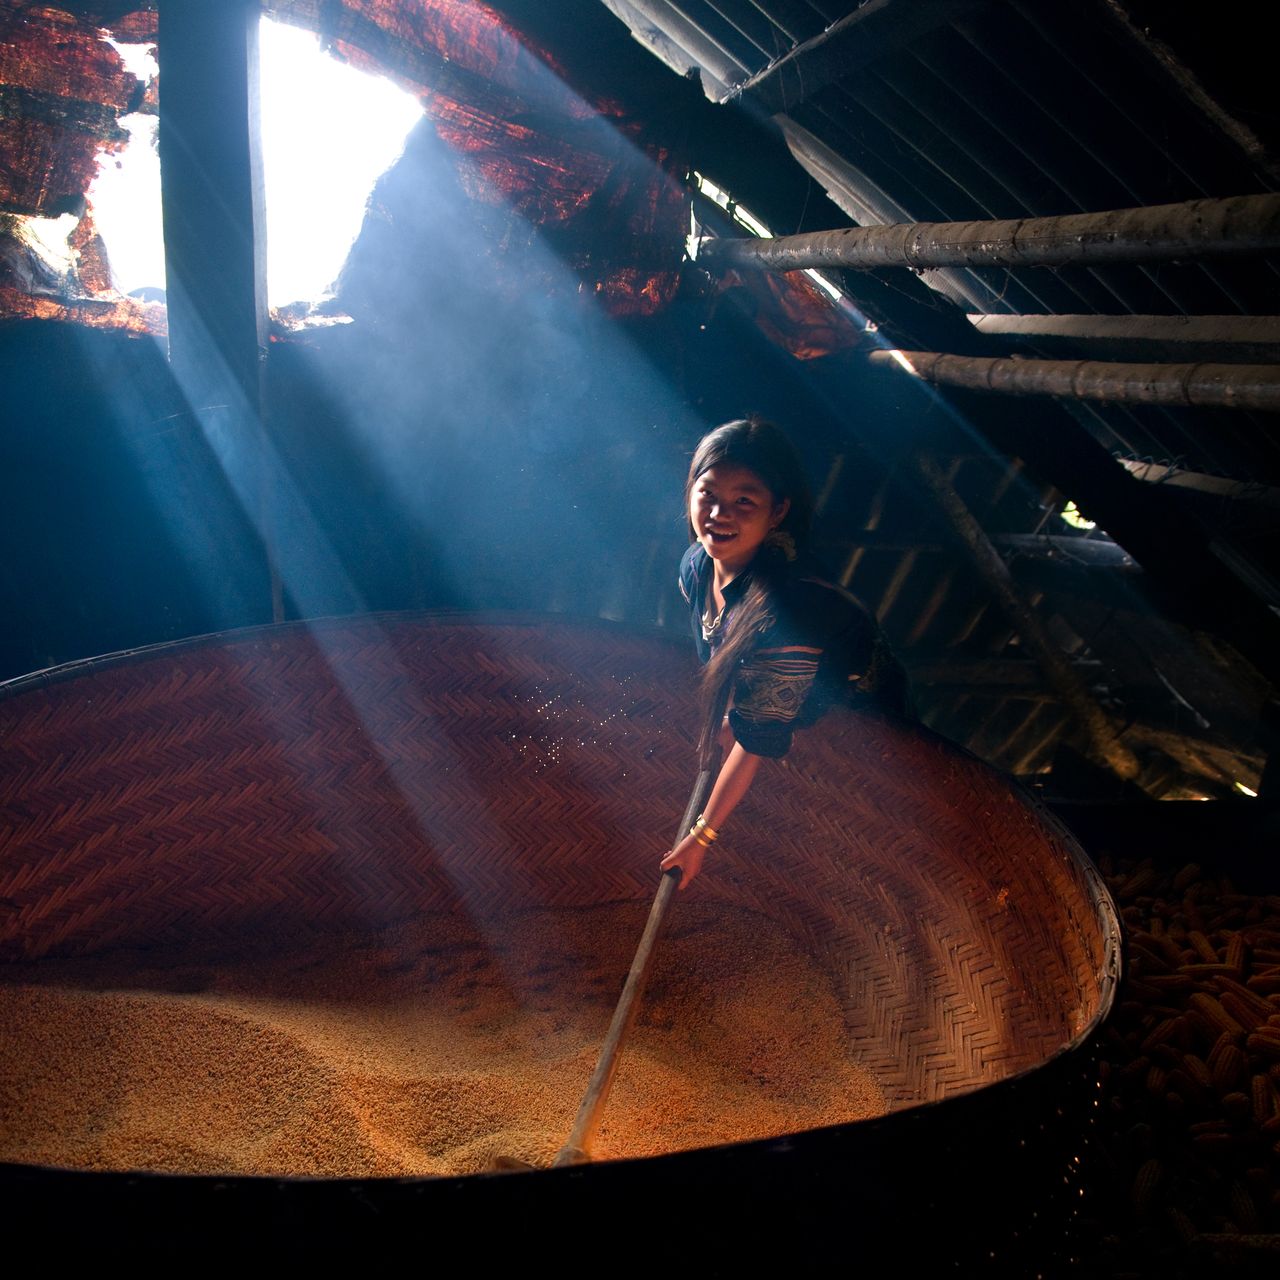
<box><xmin>684</xmin><ymin>416</ymin><xmax>814</xmax><ymax>764</ymax></box>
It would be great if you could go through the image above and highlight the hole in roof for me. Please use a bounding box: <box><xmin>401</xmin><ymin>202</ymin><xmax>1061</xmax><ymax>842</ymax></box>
<box><xmin>86</xmin><ymin>120</ymin><xmax>163</xmax><ymax>298</ymax></box>
<box><xmin>258</xmin><ymin>17</ymin><xmax>423</xmax><ymax>310</ymax></box>
<box><xmin>65</xmin><ymin>38</ymin><xmax>162</xmax><ymax>301</ymax></box>
<box><xmin>80</xmin><ymin>22</ymin><xmax>422</xmax><ymax>314</ymax></box>
<box><xmin>1060</xmin><ymin>500</ymin><xmax>1097</xmax><ymax>531</ymax></box>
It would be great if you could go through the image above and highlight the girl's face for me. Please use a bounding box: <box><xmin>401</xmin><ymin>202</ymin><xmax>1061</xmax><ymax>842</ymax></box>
<box><xmin>689</xmin><ymin>463</ymin><xmax>790</xmax><ymax>577</ymax></box>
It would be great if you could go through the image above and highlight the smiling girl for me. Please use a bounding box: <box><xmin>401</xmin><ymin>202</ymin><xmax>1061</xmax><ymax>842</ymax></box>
<box><xmin>661</xmin><ymin>416</ymin><xmax>911</xmax><ymax>887</ymax></box>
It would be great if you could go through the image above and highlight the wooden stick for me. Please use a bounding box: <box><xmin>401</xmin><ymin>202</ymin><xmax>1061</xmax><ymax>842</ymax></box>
<box><xmin>552</xmin><ymin>765</ymin><xmax>718</xmax><ymax>1166</ymax></box>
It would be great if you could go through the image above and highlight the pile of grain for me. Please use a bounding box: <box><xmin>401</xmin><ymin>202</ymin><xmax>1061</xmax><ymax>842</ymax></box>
<box><xmin>0</xmin><ymin>901</ymin><xmax>885</xmax><ymax>1177</ymax></box>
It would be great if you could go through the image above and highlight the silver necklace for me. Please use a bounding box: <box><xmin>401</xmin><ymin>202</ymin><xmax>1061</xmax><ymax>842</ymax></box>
<box><xmin>701</xmin><ymin>578</ymin><xmax>729</xmax><ymax>642</ymax></box>
<box><xmin>701</xmin><ymin>602</ymin><xmax>727</xmax><ymax>642</ymax></box>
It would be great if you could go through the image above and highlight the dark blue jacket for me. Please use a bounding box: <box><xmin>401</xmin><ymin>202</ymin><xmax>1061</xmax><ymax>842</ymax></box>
<box><xmin>678</xmin><ymin>542</ymin><xmax>908</xmax><ymax>758</ymax></box>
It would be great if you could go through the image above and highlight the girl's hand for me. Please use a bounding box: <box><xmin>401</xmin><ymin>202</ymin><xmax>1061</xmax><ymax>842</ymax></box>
<box><xmin>660</xmin><ymin>830</ymin><xmax>707</xmax><ymax>890</ymax></box>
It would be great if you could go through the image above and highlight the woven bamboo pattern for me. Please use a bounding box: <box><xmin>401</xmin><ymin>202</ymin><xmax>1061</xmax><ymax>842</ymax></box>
<box><xmin>0</xmin><ymin>612</ymin><xmax>1119</xmax><ymax>1109</ymax></box>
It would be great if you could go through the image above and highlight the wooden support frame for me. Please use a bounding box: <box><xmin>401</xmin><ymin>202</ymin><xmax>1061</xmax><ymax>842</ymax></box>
<box><xmin>913</xmin><ymin>452</ymin><xmax>1143</xmax><ymax>785</ymax></box>
<box><xmin>959</xmin><ymin>399</ymin><xmax>1280</xmax><ymax>694</ymax></box>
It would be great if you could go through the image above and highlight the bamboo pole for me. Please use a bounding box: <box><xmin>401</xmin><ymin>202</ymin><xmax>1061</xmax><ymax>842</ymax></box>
<box><xmin>696</xmin><ymin>194</ymin><xmax>1280</xmax><ymax>271</ymax></box>
<box><xmin>967</xmin><ymin>313</ymin><xmax>1280</xmax><ymax>353</ymax></box>
<box><xmin>869</xmin><ymin>349</ymin><xmax>1280</xmax><ymax>412</ymax></box>
<box><xmin>913</xmin><ymin>453</ymin><xmax>1143</xmax><ymax>784</ymax></box>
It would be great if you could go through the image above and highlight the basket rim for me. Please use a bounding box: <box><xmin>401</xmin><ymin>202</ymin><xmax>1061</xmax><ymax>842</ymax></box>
<box><xmin>0</xmin><ymin>608</ymin><xmax>689</xmax><ymax>704</ymax></box>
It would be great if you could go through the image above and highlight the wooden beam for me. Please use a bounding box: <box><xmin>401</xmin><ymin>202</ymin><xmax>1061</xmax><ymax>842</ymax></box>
<box><xmin>158</xmin><ymin>0</ymin><xmax>266</xmax><ymax>401</ymax></box>
<box><xmin>913</xmin><ymin>452</ymin><xmax>1143</xmax><ymax>783</ymax></box>
<box><xmin>157</xmin><ymin>0</ymin><xmax>281</xmax><ymax>623</ymax></box>
<box><xmin>735</xmin><ymin>0</ymin><xmax>986</xmax><ymax>115</ymax></box>
<box><xmin>745</xmin><ymin>114</ymin><xmax>992</xmax><ymax>341</ymax></box>
<box><xmin>826</xmin><ymin>531</ymin><xmax>1138</xmax><ymax>565</ymax></box>
<box><xmin>1122</xmin><ymin>723</ymin><xmax>1263</xmax><ymax>789</ymax></box>
<box><xmin>967</xmin><ymin>314</ymin><xmax>1280</xmax><ymax>364</ymax></box>
<box><xmin>989</xmin><ymin>700</ymin><xmax>1056</xmax><ymax>768</ymax></box>
<box><xmin>697</xmin><ymin>193</ymin><xmax>1280</xmax><ymax>271</ymax></box>
<box><xmin>993</xmin><ymin>534</ymin><xmax>1137</xmax><ymax>568</ymax></box>
<box><xmin>869</xmin><ymin>349</ymin><xmax>1280</xmax><ymax>413</ymax></box>
<box><xmin>922</xmin><ymin>653</ymin><xmax>1266</xmax><ymax>767</ymax></box>
<box><xmin>1119</xmin><ymin>461</ymin><xmax>1280</xmax><ymax>510</ymax></box>
<box><xmin>1010</xmin><ymin>710</ymin><xmax>1068</xmax><ymax>776</ymax></box>
<box><xmin>611</xmin><ymin>0</ymin><xmax>747</xmax><ymax>99</ymax></box>
<box><xmin>1082</xmin><ymin>0</ymin><xmax>1280</xmax><ymax>185</ymax></box>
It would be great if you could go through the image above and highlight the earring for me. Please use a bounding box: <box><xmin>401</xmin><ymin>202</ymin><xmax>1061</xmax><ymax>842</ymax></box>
<box><xmin>764</xmin><ymin>528</ymin><xmax>797</xmax><ymax>561</ymax></box>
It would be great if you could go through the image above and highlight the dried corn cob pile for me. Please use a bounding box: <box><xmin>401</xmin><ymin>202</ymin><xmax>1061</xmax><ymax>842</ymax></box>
<box><xmin>1082</xmin><ymin>854</ymin><xmax>1280</xmax><ymax>1277</ymax></box>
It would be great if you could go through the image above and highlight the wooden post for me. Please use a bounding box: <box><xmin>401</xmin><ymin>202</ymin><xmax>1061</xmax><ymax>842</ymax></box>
<box><xmin>158</xmin><ymin>0</ymin><xmax>282</xmax><ymax>623</ymax></box>
<box><xmin>697</xmin><ymin>194</ymin><xmax>1280</xmax><ymax>271</ymax></box>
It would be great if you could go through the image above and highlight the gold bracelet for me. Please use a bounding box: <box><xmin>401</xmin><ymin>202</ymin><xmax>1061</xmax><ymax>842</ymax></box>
<box><xmin>691</xmin><ymin>830</ymin><xmax>714</xmax><ymax>849</ymax></box>
<box><xmin>690</xmin><ymin>814</ymin><xmax>719</xmax><ymax>843</ymax></box>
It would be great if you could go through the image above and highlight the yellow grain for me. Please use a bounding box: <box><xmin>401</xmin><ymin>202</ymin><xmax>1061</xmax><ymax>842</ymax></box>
<box><xmin>0</xmin><ymin>902</ymin><xmax>887</xmax><ymax>1177</ymax></box>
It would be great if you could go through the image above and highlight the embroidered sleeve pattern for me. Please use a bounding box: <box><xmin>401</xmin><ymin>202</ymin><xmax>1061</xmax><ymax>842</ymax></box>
<box><xmin>737</xmin><ymin>646</ymin><xmax>821</xmax><ymax>722</ymax></box>
<box><xmin>729</xmin><ymin>644</ymin><xmax>822</xmax><ymax>758</ymax></box>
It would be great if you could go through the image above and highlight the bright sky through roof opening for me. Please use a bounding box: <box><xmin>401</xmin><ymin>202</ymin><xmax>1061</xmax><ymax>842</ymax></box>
<box><xmin>258</xmin><ymin>18</ymin><xmax>423</xmax><ymax>307</ymax></box>
<box><xmin>85</xmin><ymin>25</ymin><xmax>421</xmax><ymax>305</ymax></box>
<box><xmin>86</xmin><ymin>40</ymin><xmax>162</xmax><ymax>296</ymax></box>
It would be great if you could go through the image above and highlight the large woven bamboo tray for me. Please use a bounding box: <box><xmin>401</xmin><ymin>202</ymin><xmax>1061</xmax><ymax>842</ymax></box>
<box><xmin>0</xmin><ymin>611</ymin><xmax>1121</xmax><ymax>1263</ymax></box>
